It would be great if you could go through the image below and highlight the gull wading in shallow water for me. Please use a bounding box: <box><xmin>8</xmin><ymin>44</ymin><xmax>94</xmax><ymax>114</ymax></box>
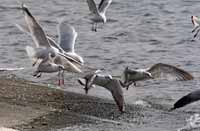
<box><xmin>78</xmin><ymin>70</ymin><xmax>125</xmax><ymax>113</ymax></box>
<box><xmin>19</xmin><ymin>4</ymin><xmax>82</xmax><ymax>85</ymax></box>
<box><xmin>86</xmin><ymin>0</ymin><xmax>112</xmax><ymax>31</ymax></box>
<box><xmin>122</xmin><ymin>63</ymin><xmax>194</xmax><ymax>90</ymax></box>
<box><xmin>191</xmin><ymin>16</ymin><xmax>200</xmax><ymax>38</ymax></box>
<box><xmin>171</xmin><ymin>89</ymin><xmax>200</xmax><ymax>111</ymax></box>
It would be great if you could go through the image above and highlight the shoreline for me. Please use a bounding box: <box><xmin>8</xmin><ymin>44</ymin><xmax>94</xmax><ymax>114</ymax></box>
<box><xmin>0</xmin><ymin>76</ymin><xmax>194</xmax><ymax>131</ymax></box>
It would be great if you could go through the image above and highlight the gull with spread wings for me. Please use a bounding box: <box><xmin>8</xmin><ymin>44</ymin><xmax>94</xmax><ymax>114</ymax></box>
<box><xmin>122</xmin><ymin>63</ymin><xmax>194</xmax><ymax>90</ymax></box>
<box><xmin>86</xmin><ymin>0</ymin><xmax>112</xmax><ymax>31</ymax></box>
<box><xmin>19</xmin><ymin>4</ymin><xmax>83</xmax><ymax>85</ymax></box>
<box><xmin>78</xmin><ymin>70</ymin><xmax>125</xmax><ymax>113</ymax></box>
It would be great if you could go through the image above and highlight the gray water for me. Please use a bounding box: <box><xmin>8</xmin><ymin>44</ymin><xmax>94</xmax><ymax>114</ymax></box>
<box><xmin>1</xmin><ymin>0</ymin><xmax>200</xmax><ymax>130</ymax></box>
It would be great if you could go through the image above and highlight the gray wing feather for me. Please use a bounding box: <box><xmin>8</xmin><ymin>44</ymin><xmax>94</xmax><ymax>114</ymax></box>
<box><xmin>47</xmin><ymin>36</ymin><xmax>64</xmax><ymax>53</ymax></box>
<box><xmin>58</xmin><ymin>20</ymin><xmax>77</xmax><ymax>52</ymax></box>
<box><xmin>87</xmin><ymin>0</ymin><xmax>98</xmax><ymax>14</ymax></box>
<box><xmin>22</xmin><ymin>5</ymin><xmax>50</xmax><ymax>48</ymax></box>
<box><xmin>148</xmin><ymin>63</ymin><xmax>194</xmax><ymax>81</ymax></box>
<box><xmin>105</xmin><ymin>79</ymin><xmax>125</xmax><ymax>112</ymax></box>
<box><xmin>98</xmin><ymin>0</ymin><xmax>112</xmax><ymax>14</ymax></box>
<box><xmin>15</xmin><ymin>23</ymin><xmax>30</xmax><ymax>35</ymax></box>
<box><xmin>15</xmin><ymin>24</ymin><xmax>63</xmax><ymax>52</ymax></box>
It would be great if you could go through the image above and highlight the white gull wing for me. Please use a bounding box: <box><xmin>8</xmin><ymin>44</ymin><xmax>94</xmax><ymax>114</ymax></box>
<box><xmin>57</xmin><ymin>20</ymin><xmax>77</xmax><ymax>52</ymax></box>
<box><xmin>147</xmin><ymin>63</ymin><xmax>194</xmax><ymax>81</ymax></box>
<box><xmin>15</xmin><ymin>23</ymin><xmax>64</xmax><ymax>53</ymax></box>
<box><xmin>87</xmin><ymin>0</ymin><xmax>98</xmax><ymax>14</ymax></box>
<box><xmin>98</xmin><ymin>0</ymin><xmax>112</xmax><ymax>14</ymax></box>
<box><xmin>15</xmin><ymin>23</ymin><xmax>30</xmax><ymax>35</ymax></box>
<box><xmin>54</xmin><ymin>54</ymin><xmax>82</xmax><ymax>73</ymax></box>
<box><xmin>22</xmin><ymin>5</ymin><xmax>50</xmax><ymax>48</ymax></box>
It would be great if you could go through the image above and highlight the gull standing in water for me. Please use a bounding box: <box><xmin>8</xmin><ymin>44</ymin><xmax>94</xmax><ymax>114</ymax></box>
<box><xmin>191</xmin><ymin>16</ymin><xmax>200</xmax><ymax>38</ymax></box>
<box><xmin>171</xmin><ymin>89</ymin><xmax>200</xmax><ymax>110</ymax></box>
<box><xmin>20</xmin><ymin>4</ymin><xmax>82</xmax><ymax>85</ymax></box>
<box><xmin>122</xmin><ymin>63</ymin><xmax>194</xmax><ymax>90</ymax></box>
<box><xmin>86</xmin><ymin>0</ymin><xmax>112</xmax><ymax>31</ymax></box>
<box><xmin>78</xmin><ymin>70</ymin><xmax>125</xmax><ymax>113</ymax></box>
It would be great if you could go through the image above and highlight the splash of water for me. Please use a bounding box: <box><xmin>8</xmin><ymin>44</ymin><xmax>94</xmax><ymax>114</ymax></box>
<box><xmin>177</xmin><ymin>114</ymin><xmax>200</xmax><ymax>131</ymax></box>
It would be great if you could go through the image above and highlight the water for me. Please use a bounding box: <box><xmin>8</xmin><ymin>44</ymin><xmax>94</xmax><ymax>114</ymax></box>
<box><xmin>1</xmin><ymin>0</ymin><xmax>200</xmax><ymax>130</ymax></box>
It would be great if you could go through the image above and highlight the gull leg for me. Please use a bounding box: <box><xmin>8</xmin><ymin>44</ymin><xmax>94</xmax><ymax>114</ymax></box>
<box><xmin>78</xmin><ymin>79</ymin><xmax>85</xmax><ymax>86</ymax></box>
<box><xmin>94</xmin><ymin>23</ymin><xmax>97</xmax><ymax>32</ymax></box>
<box><xmin>61</xmin><ymin>70</ymin><xmax>64</xmax><ymax>86</ymax></box>
<box><xmin>194</xmin><ymin>28</ymin><xmax>200</xmax><ymax>38</ymax></box>
<box><xmin>58</xmin><ymin>71</ymin><xmax>61</xmax><ymax>86</ymax></box>
<box><xmin>92</xmin><ymin>23</ymin><xmax>95</xmax><ymax>31</ymax></box>
<box><xmin>126</xmin><ymin>81</ymin><xmax>133</xmax><ymax>90</ymax></box>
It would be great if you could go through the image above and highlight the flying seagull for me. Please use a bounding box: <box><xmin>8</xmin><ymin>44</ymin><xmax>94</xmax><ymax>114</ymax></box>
<box><xmin>17</xmin><ymin>5</ymin><xmax>83</xmax><ymax>71</ymax></box>
<box><xmin>78</xmin><ymin>70</ymin><xmax>125</xmax><ymax>113</ymax></box>
<box><xmin>191</xmin><ymin>16</ymin><xmax>200</xmax><ymax>38</ymax></box>
<box><xmin>171</xmin><ymin>89</ymin><xmax>200</xmax><ymax>111</ymax></box>
<box><xmin>86</xmin><ymin>0</ymin><xmax>112</xmax><ymax>31</ymax></box>
<box><xmin>122</xmin><ymin>63</ymin><xmax>194</xmax><ymax>90</ymax></box>
<box><xmin>26</xmin><ymin>46</ymin><xmax>65</xmax><ymax>85</ymax></box>
<box><xmin>19</xmin><ymin>4</ymin><xmax>82</xmax><ymax>85</ymax></box>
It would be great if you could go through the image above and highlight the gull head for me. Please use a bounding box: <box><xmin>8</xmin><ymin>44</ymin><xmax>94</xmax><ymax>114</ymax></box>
<box><xmin>58</xmin><ymin>65</ymin><xmax>65</xmax><ymax>71</ymax></box>
<box><xmin>143</xmin><ymin>71</ymin><xmax>153</xmax><ymax>79</ymax></box>
<box><xmin>192</xmin><ymin>16</ymin><xmax>200</xmax><ymax>27</ymax></box>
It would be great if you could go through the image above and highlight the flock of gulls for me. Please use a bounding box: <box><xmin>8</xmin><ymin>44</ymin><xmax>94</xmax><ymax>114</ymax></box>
<box><xmin>5</xmin><ymin>0</ymin><xmax>200</xmax><ymax>114</ymax></box>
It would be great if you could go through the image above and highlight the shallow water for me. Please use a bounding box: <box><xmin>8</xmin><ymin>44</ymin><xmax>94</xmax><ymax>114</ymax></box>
<box><xmin>1</xmin><ymin>0</ymin><xmax>200</xmax><ymax>130</ymax></box>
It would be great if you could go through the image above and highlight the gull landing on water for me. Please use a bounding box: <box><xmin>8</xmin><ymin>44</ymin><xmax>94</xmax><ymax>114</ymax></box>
<box><xmin>86</xmin><ymin>0</ymin><xmax>112</xmax><ymax>32</ymax></box>
<box><xmin>191</xmin><ymin>16</ymin><xmax>200</xmax><ymax>38</ymax></box>
<box><xmin>78</xmin><ymin>70</ymin><xmax>125</xmax><ymax>113</ymax></box>
<box><xmin>122</xmin><ymin>63</ymin><xmax>194</xmax><ymax>90</ymax></box>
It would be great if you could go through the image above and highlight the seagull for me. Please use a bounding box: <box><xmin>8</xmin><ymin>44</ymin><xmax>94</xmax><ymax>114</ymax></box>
<box><xmin>78</xmin><ymin>70</ymin><xmax>125</xmax><ymax>113</ymax></box>
<box><xmin>17</xmin><ymin>5</ymin><xmax>83</xmax><ymax>71</ymax></box>
<box><xmin>26</xmin><ymin>46</ymin><xmax>65</xmax><ymax>85</ymax></box>
<box><xmin>16</xmin><ymin>21</ymin><xmax>84</xmax><ymax>72</ymax></box>
<box><xmin>191</xmin><ymin>16</ymin><xmax>200</xmax><ymax>38</ymax></box>
<box><xmin>171</xmin><ymin>89</ymin><xmax>200</xmax><ymax>111</ymax></box>
<box><xmin>19</xmin><ymin>4</ymin><xmax>83</xmax><ymax>85</ymax></box>
<box><xmin>122</xmin><ymin>63</ymin><xmax>194</xmax><ymax>90</ymax></box>
<box><xmin>86</xmin><ymin>0</ymin><xmax>112</xmax><ymax>31</ymax></box>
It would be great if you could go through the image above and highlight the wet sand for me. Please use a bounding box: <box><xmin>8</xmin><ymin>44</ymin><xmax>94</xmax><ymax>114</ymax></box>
<box><xmin>0</xmin><ymin>76</ymin><xmax>197</xmax><ymax>131</ymax></box>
